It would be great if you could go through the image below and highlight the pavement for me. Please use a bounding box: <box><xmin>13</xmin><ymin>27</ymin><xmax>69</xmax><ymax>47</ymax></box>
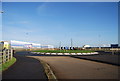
<box><xmin>29</xmin><ymin>56</ymin><xmax>119</xmax><ymax>79</ymax></box>
<box><xmin>2</xmin><ymin>52</ymin><xmax>47</xmax><ymax>80</ymax></box>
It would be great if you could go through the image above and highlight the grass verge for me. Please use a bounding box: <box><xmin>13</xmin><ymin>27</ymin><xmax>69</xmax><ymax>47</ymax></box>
<box><xmin>1</xmin><ymin>57</ymin><xmax>16</xmax><ymax>71</ymax></box>
<box><xmin>33</xmin><ymin>50</ymin><xmax>94</xmax><ymax>53</ymax></box>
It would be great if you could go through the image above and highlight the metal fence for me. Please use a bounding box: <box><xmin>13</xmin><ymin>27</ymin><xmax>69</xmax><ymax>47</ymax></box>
<box><xmin>0</xmin><ymin>49</ymin><xmax>13</xmax><ymax>64</ymax></box>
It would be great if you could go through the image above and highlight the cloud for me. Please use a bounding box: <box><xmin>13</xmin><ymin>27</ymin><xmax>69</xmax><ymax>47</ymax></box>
<box><xmin>36</xmin><ymin>3</ymin><xmax>51</xmax><ymax>16</ymax></box>
<box><xmin>3</xmin><ymin>26</ymin><xmax>34</xmax><ymax>40</ymax></box>
<box><xmin>37</xmin><ymin>3</ymin><xmax>47</xmax><ymax>12</ymax></box>
<box><xmin>19</xmin><ymin>21</ymin><xmax>29</xmax><ymax>24</ymax></box>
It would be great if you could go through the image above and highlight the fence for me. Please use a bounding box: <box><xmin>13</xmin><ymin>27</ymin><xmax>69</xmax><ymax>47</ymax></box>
<box><xmin>0</xmin><ymin>49</ymin><xmax>13</xmax><ymax>64</ymax></box>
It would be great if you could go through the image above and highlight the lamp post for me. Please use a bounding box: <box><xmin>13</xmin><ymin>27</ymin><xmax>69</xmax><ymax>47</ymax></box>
<box><xmin>71</xmin><ymin>38</ymin><xmax>73</xmax><ymax>50</ymax></box>
<box><xmin>59</xmin><ymin>41</ymin><xmax>61</xmax><ymax>50</ymax></box>
<box><xmin>0</xmin><ymin>0</ymin><xmax>3</xmax><ymax>13</ymax></box>
<box><xmin>25</xmin><ymin>32</ymin><xmax>29</xmax><ymax>51</ymax></box>
<box><xmin>98</xmin><ymin>35</ymin><xmax>101</xmax><ymax>50</ymax></box>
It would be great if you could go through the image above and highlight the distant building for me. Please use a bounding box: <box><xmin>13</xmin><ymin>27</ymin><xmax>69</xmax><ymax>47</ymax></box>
<box><xmin>41</xmin><ymin>45</ymin><xmax>54</xmax><ymax>49</ymax></box>
<box><xmin>31</xmin><ymin>43</ymin><xmax>41</xmax><ymax>48</ymax></box>
<box><xmin>111</xmin><ymin>44</ymin><xmax>119</xmax><ymax>48</ymax></box>
<box><xmin>10</xmin><ymin>40</ymin><xmax>54</xmax><ymax>49</ymax></box>
<box><xmin>24</xmin><ymin>44</ymin><xmax>33</xmax><ymax>49</ymax></box>
<box><xmin>0</xmin><ymin>41</ymin><xmax>10</xmax><ymax>49</ymax></box>
<box><xmin>83</xmin><ymin>45</ymin><xmax>90</xmax><ymax>48</ymax></box>
<box><xmin>11</xmin><ymin>40</ymin><xmax>32</xmax><ymax>48</ymax></box>
<box><xmin>60</xmin><ymin>46</ymin><xmax>73</xmax><ymax>50</ymax></box>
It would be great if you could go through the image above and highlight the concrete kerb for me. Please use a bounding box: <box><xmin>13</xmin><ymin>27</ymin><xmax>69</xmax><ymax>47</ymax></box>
<box><xmin>31</xmin><ymin>52</ymin><xmax>99</xmax><ymax>56</ymax></box>
<box><xmin>40</xmin><ymin>60</ymin><xmax>57</xmax><ymax>81</ymax></box>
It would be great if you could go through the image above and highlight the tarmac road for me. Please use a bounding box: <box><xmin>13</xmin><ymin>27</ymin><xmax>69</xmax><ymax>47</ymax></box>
<box><xmin>30</xmin><ymin>56</ymin><xmax>119</xmax><ymax>79</ymax></box>
<box><xmin>2</xmin><ymin>52</ymin><xmax>47</xmax><ymax>80</ymax></box>
<box><xmin>71</xmin><ymin>52</ymin><xmax>120</xmax><ymax>66</ymax></box>
<box><xmin>31</xmin><ymin>51</ymin><xmax>120</xmax><ymax>66</ymax></box>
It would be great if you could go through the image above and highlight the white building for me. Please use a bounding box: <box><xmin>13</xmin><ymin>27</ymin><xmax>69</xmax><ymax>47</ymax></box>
<box><xmin>83</xmin><ymin>45</ymin><xmax>91</xmax><ymax>49</ymax></box>
<box><xmin>10</xmin><ymin>40</ymin><xmax>54</xmax><ymax>49</ymax></box>
<box><xmin>41</xmin><ymin>45</ymin><xmax>54</xmax><ymax>49</ymax></box>
<box><xmin>10</xmin><ymin>40</ymin><xmax>32</xmax><ymax>48</ymax></box>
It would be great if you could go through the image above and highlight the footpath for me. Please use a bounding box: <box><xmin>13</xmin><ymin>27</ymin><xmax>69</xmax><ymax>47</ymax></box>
<box><xmin>2</xmin><ymin>52</ymin><xmax>47</xmax><ymax>80</ymax></box>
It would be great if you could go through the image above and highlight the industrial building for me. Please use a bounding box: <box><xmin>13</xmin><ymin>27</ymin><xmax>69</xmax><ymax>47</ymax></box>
<box><xmin>111</xmin><ymin>44</ymin><xmax>119</xmax><ymax>48</ymax></box>
<box><xmin>0</xmin><ymin>40</ymin><xmax>54</xmax><ymax>49</ymax></box>
<box><xmin>0</xmin><ymin>41</ymin><xmax>11</xmax><ymax>49</ymax></box>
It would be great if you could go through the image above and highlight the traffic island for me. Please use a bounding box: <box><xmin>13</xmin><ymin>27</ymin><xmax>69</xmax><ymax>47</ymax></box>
<box><xmin>31</xmin><ymin>50</ymin><xmax>98</xmax><ymax>56</ymax></box>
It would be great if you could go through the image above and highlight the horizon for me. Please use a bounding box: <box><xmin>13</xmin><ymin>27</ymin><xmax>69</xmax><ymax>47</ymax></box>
<box><xmin>1</xmin><ymin>2</ymin><xmax>118</xmax><ymax>47</ymax></box>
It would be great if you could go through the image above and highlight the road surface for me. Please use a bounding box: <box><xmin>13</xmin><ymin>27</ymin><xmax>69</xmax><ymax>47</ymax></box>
<box><xmin>29</xmin><ymin>56</ymin><xmax>119</xmax><ymax>79</ymax></box>
<box><xmin>71</xmin><ymin>52</ymin><xmax>119</xmax><ymax>66</ymax></box>
<box><xmin>2</xmin><ymin>52</ymin><xmax>47</xmax><ymax>80</ymax></box>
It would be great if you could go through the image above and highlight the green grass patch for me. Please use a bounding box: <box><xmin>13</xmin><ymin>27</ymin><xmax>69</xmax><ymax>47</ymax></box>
<box><xmin>33</xmin><ymin>50</ymin><xmax>94</xmax><ymax>53</ymax></box>
<box><xmin>1</xmin><ymin>57</ymin><xmax>16</xmax><ymax>71</ymax></box>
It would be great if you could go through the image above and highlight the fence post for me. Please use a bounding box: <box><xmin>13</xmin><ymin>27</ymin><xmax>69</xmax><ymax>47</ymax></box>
<box><xmin>0</xmin><ymin>51</ymin><xmax>2</xmax><ymax>64</ymax></box>
<box><xmin>1</xmin><ymin>51</ymin><xmax>4</xmax><ymax>64</ymax></box>
<box><xmin>10</xmin><ymin>49</ymin><xmax>13</xmax><ymax>59</ymax></box>
<box><xmin>2</xmin><ymin>49</ymin><xmax>14</xmax><ymax>64</ymax></box>
<box><xmin>3</xmin><ymin>50</ymin><xmax>6</xmax><ymax>63</ymax></box>
<box><xmin>7</xmin><ymin>49</ymin><xmax>9</xmax><ymax>62</ymax></box>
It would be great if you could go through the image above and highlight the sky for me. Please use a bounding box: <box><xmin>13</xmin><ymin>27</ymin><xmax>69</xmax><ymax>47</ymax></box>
<box><xmin>2</xmin><ymin>2</ymin><xmax>118</xmax><ymax>47</ymax></box>
<box><xmin>0</xmin><ymin>2</ymin><xmax>2</xmax><ymax>41</ymax></box>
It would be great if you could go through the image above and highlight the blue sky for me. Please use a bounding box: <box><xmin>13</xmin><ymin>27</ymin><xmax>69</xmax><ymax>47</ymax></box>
<box><xmin>2</xmin><ymin>2</ymin><xmax>118</xmax><ymax>47</ymax></box>
<box><xmin>0</xmin><ymin>2</ymin><xmax>2</xmax><ymax>41</ymax></box>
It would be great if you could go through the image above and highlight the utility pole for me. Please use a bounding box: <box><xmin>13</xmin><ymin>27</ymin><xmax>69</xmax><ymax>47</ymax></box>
<box><xmin>98</xmin><ymin>35</ymin><xmax>101</xmax><ymax>50</ymax></box>
<box><xmin>59</xmin><ymin>41</ymin><xmax>61</xmax><ymax>50</ymax></box>
<box><xmin>71</xmin><ymin>38</ymin><xmax>73</xmax><ymax>50</ymax></box>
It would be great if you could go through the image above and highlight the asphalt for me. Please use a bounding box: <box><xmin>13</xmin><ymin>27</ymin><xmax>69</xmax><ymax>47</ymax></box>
<box><xmin>31</xmin><ymin>51</ymin><xmax>120</xmax><ymax>66</ymax></box>
<box><xmin>2</xmin><ymin>51</ymin><xmax>119</xmax><ymax>80</ymax></box>
<box><xmin>2</xmin><ymin>52</ymin><xmax>47</xmax><ymax>80</ymax></box>
<box><xmin>71</xmin><ymin>52</ymin><xmax>120</xmax><ymax>66</ymax></box>
<box><xmin>29</xmin><ymin>56</ymin><xmax>119</xmax><ymax>79</ymax></box>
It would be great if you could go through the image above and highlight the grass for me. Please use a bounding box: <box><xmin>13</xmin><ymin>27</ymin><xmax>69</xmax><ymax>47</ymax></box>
<box><xmin>0</xmin><ymin>57</ymin><xmax>16</xmax><ymax>71</ymax></box>
<box><xmin>33</xmin><ymin>50</ymin><xmax>94</xmax><ymax>53</ymax></box>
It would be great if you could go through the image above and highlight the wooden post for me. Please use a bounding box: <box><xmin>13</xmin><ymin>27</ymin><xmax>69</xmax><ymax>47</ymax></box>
<box><xmin>10</xmin><ymin>49</ymin><xmax>13</xmax><ymax>59</ymax></box>
<box><xmin>0</xmin><ymin>51</ymin><xmax>2</xmax><ymax>64</ymax></box>
<box><xmin>3</xmin><ymin>50</ymin><xmax>6</xmax><ymax>63</ymax></box>
<box><xmin>1</xmin><ymin>51</ymin><xmax>4</xmax><ymax>63</ymax></box>
<box><xmin>7</xmin><ymin>49</ymin><xmax>9</xmax><ymax>62</ymax></box>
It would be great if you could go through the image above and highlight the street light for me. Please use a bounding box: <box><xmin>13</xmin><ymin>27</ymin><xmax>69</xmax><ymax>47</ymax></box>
<box><xmin>98</xmin><ymin>35</ymin><xmax>101</xmax><ymax>50</ymax></box>
<box><xmin>59</xmin><ymin>41</ymin><xmax>61</xmax><ymax>50</ymax></box>
<box><xmin>0</xmin><ymin>0</ymin><xmax>3</xmax><ymax>13</ymax></box>
<box><xmin>71</xmin><ymin>38</ymin><xmax>73</xmax><ymax>50</ymax></box>
<box><xmin>0</xmin><ymin>11</ymin><xmax>3</xmax><ymax>13</ymax></box>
